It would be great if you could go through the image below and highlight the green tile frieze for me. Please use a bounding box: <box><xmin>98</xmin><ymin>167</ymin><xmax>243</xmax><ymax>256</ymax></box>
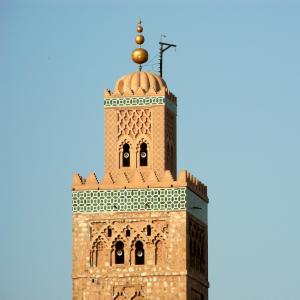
<box><xmin>72</xmin><ymin>187</ymin><xmax>207</xmax><ymax>224</ymax></box>
<box><xmin>104</xmin><ymin>96</ymin><xmax>176</xmax><ymax>113</ymax></box>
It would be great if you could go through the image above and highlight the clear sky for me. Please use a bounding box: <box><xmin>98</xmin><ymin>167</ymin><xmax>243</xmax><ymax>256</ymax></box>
<box><xmin>1</xmin><ymin>1</ymin><xmax>300</xmax><ymax>299</ymax></box>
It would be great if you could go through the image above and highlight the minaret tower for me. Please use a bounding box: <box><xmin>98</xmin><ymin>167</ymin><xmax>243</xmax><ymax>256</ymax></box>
<box><xmin>72</xmin><ymin>20</ymin><xmax>209</xmax><ymax>300</ymax></box>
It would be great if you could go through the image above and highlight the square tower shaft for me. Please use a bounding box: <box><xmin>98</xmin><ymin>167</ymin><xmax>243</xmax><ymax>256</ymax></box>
<box><xmin>72</xmin><ymin>71</ymin><xmax>209</xmax><ymax>300</ymax></box>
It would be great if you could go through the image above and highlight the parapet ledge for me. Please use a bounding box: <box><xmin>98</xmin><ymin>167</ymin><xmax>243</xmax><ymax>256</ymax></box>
<box><xmin>177</xmin><ymin>170</ymin><xmax>208</xmax><ymax>202</ymax></box>
<box><xmin>72</xmin><ymin>169</ymin><xmax>208</xmax><ymax>202</ymax></box>
<box><xmin>103</xmin><ymin>87</ymin><xmax>177</xmax><ymax>106</ymax></box>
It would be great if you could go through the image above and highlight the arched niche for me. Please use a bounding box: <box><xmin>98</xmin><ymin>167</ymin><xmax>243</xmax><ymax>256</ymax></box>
<box><xmin>135</xmin><ymin>241</ymin><xmax>145</xmax><ymax>265</ymax></box>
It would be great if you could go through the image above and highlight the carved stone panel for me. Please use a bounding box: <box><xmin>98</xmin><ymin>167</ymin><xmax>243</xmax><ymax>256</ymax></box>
<box><xmin>118</xmin><ymin>109</ymin><xmax>151</xmax><ymax>139</ymax></box>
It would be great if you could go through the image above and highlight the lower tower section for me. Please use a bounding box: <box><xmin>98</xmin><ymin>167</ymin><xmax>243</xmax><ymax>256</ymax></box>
<box><xmin>72</xmin><ymin>172</ymin><xmax>209</xmax><ymax>300</ymax></box>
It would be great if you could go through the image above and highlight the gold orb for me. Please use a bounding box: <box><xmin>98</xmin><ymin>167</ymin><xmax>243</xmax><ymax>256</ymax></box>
<box><xmin>137</xmin><ymin>25</ymin><xmax>143</xmax><ymax>33</ymax></box>
<box><xmin>131</xmin><ymin>48</ymin><xmax>148</xmax><ymax>64</ymax></box>
<box><xmin>135</xmin><ymin>34</ymin><xmax>144</xmax><ymax>45</ymax></box>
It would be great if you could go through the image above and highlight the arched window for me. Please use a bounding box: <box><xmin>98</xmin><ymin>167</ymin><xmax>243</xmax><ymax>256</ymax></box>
<box><xmin>107</xmin><ymin>227</ymin><xmax>112</xmax><ymax>237</ymax></box>
<box><xmin>135</xmin><ymin>241</ymin><xmax>144</xmax><ymax>265</ymax></box>
<box><xmin>115</xmin><ymin>241</ymin><xmax>124</xmax><ymax>264</ymax></box>
<box><xmin>126</xmin><ymin>229</ymin><xmax>131</xmax><ymax>237</ymax></box>
<box><xmin>122</xmin><ymin>143</ymin><xmax>130</xmax><ymax>167</ymax></box>
<box><xmin>140</xmin><ymin>143</ymin><xmax>148</xmax><ymax>166</ymax></box>
<box><xmin>146</xmin><ymin>225</ymin><xmax>151</xmax><ymax>236</ymax></box>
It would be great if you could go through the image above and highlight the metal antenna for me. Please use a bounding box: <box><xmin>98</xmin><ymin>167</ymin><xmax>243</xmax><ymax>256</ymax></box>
<box><xmin>159</xmin><ymin>35</ymin><xmax>176</xmax><ymax>78</ymax></box>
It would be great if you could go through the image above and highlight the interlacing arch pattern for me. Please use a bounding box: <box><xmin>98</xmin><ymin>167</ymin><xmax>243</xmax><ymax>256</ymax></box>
<box><xmin>91</xmin><ymin>236</ymin><xmax>107</xmax><ymax>251</ymax></box>
<box><xmin>151</xmin><ymin>232</ymin><xmax>166</xmax><ymax>244</ymax></box>
<box><xmin>151</xmin><ymin>233</ymin><xmax>167</xmax><ymax>265</ymax></box>
<box><xmin>89</xmin><ymin>220</ymin><xmax>168</xmax><ymax>269</ymax></box>
<box><xmin>117</xmin><ymin>109</ymin><xmax>151</xmax><ymax>139</ymax></box>
<box><xmin>129</xmin><ymin>234</ymin><xmax>148</xmax><ymax>251</ymax></box>
<box><xmin>90</xmin><ymin>235</ymin><xmax>107</xmax><ymax>267</ymax></box>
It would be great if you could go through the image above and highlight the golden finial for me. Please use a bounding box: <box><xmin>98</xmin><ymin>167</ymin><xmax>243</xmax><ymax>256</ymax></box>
<box><xmin>131</xmin><ymin>18</ymin><xmax>148</xmax><ymax>70</ymax></box>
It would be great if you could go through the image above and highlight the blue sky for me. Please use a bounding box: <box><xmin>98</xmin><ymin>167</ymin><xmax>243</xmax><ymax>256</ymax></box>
<box><xmin>1</xmin><ymin>1</ymin><xmax>300</xmax><ymax>299</ymax></box>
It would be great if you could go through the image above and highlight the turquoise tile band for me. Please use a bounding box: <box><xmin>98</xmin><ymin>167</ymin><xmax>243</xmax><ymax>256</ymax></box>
<box><xmin>104</xmin><ymin>96</ymin><xmax>177</xmax><ymax>113</ymax></box>
<box><xmin>72</xmin><ymin>187</ymin><xmax>207</xmax><ymax>224</ymax></box>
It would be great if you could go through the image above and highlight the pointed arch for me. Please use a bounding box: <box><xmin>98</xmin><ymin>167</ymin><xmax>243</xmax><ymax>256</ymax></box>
<box><xmin>130</xmin><ymin>234</ymin><xmax>147</xmax><ymax>265</ymax></box>
<box><xmin>139</xmin><ymin>143</ymin><xmax>148</xmax><ymax>166</ymax></box>
<box><xmin>151</xmin><ymin>232</ymin><xmax>166</xmax><ymax>244</ymax></box>
<box><xmin>123</xmin><ymin>143</ymin><xmax>130</xmax><ymax>167</ymax></box>
<box><xmin>118</xmin><ymin>138</ymin><xmax>133</xmax><ymax>168</ymax></box>
<box><xmin>146</xmin><ymin>224</ymin><xmax>151</xmax><ymax>236</ymax></box>
<box><xmin>115</xmin><ymin>240</ymin><xmax>125</xmax><ymax>264</ymax></box>
<box><xmin>136</xmin><ymin>137</ymin><xmax>150</xmax><ymax>168</ymax></box>
<box><xmin>135</xmin><ymin>240</ymin><xmax>145</xmax><ymax>265</ymax></box>
<box><xmin>90</xmin><ymin>235</ymin><xmax>107</xmax><ymax>268</ymax></box>
<box><xmin>121</xmin><ymin>225</ymin><xmax>136</xmax><ymax>239</ymax></box>
<box><xmin>155</xmin><ymin>239</ymin><xmax>166</xmax><ymax>265</ymax></box>
<box><xmin>91</xmin><ymin>234</ymin><xmax>108</xmax><ymax>249</ymax></box>
<box><xmin>130</xmin><ymin>234</ymin><xmax>147</xmax><ymax>249</ymax></box>
<box><xmin>111</xmin><ymin>236</ymin><xmax>127</xmax><ymax>265</ymax></box>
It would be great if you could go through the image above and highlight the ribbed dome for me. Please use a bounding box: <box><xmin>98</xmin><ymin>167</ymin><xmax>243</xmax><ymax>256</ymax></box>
<box><xmin>114</xmin><ymin>71</ymin><xmax>167</xmax><ymax>95</ymax></box>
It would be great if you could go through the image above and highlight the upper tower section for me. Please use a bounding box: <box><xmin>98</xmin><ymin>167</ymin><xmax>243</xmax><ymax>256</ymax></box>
<box><xmin>72</xmin><ymin>18</ymin><xmax>208</xmax><ymax>201</ymax></box>
<box><xmin>103</xmin><ymin>70</ymin><xmax>177</xmax><ymax>181</ymax></box>
<box><xmin>102</xmin><ymin>20</ymin><xmax>177</xmax><ymax>183</ymax></box>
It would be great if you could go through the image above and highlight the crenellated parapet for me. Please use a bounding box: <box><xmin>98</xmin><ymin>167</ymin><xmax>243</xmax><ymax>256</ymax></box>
<box><xmin>72</xmin><ymin>169</ymin><xmax>208</xmax><ymax>202</ymax></box>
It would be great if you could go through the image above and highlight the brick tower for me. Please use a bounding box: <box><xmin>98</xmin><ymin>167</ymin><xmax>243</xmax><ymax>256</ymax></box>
<box><xmin>72</xmin><ymin>20</ymin><xmax>209</xmax><ymax>300</ymax></box>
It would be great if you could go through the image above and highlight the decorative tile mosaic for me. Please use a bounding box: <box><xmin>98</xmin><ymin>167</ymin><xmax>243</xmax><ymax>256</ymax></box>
<box><xmin>104</xmin><ymin>96</ymin><xmax>176</xmax><ymax>113</ymax></box>
<box><xmin>72</xmin><ymin>187</ymin><xmax>207</xmax><ymax>224</ymax></box>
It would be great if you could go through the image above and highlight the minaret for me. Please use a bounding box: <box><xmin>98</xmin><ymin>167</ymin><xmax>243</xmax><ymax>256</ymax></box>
<box><xmin>72</xmin><ymin>20</ymin><xmax>209</xmax><ymax>300</ymax></box>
